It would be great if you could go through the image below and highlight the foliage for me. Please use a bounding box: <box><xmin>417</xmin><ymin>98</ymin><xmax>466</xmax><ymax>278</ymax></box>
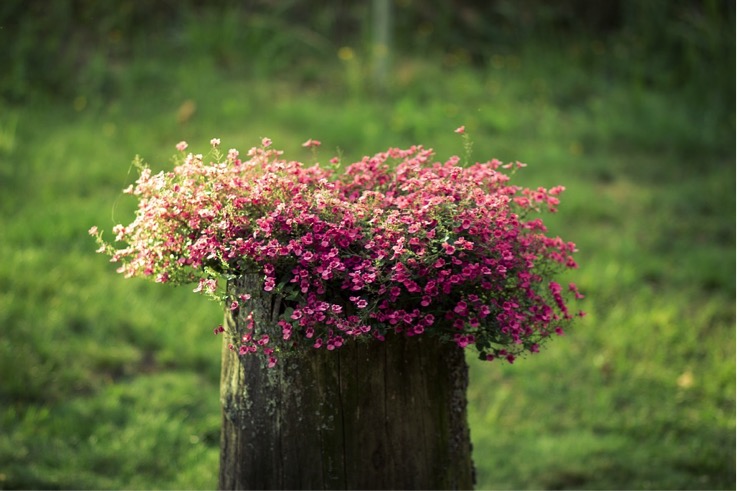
<box><xmin>2</xmin><ymin>0</ymin><xmax>733</xmax><ymax>113</ymax></box>
<box><xmin>93</xmin><ymin>136</ymin><xmax>583</xmax><ymax>366</ymax></box>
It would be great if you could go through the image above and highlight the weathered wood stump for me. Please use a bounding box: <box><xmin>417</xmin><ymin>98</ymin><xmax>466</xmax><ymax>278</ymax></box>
<box><xmin>219</xmin><ymin>275</ymin><xmax>475</xmax><ymax>490</ymax></box>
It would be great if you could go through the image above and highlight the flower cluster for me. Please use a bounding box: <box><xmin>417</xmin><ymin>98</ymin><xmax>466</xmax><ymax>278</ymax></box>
<box><xmin>92</xmin><ymin>136</ymin><xmax>583</xmax><ymax>366</ymax></box>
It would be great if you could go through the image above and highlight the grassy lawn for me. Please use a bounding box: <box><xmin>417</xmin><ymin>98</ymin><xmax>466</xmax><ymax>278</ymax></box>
<box><xmin>0</xmin><ymin>31</ymin><xmax>734</xmax><ymax>489</ymax></box>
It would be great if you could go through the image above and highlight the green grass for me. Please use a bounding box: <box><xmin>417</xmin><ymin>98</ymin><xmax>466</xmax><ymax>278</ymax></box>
<box><xmin>0</xmin><ymin>38</ymin><xmax>734</xmax><ymax>489</ymax></box>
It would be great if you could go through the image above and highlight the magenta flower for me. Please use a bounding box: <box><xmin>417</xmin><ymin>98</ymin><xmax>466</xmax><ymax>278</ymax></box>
<box><xmin>93</xmin><ymin>137</ymin><xmax>584</xmax><ymax>366</ymax></box>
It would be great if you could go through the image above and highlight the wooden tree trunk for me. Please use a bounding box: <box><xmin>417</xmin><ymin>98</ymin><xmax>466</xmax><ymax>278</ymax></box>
<box><xmin>219</xmin><ymin>275</ymin><xmax>475</xmax><ymax>490</ymax></box>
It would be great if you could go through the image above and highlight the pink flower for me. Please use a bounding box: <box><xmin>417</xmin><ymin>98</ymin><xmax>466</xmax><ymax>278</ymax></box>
<box><xmin>568</xmin><ymin>283</ymin><xmax>585</xmax><ymax>299</ymax></box>
<box><xmin>98</xmin><ymin>137</ymin><xmax>582</xmax><ymax>367</ymax></box>
<box><xmin>454</xmin><ymin>125</ymin><xmax>465</xmax><ymax>134</ymax></box>
<box><xmin>88</xmin><ymin>226</ymin><xmax>98</xmax><ymax>236</ymax></box>
<box><xmin>193</xmin><ymin>278</ymin><xmax>217</xmax><ymax>293</ymax></box>
<box><xmin>454</xmin><ymin>334</ymin><xmax>470</xmax><ymax>348</ymax></box>
<box><xmin>175</xmin><ymin>141</ymin><xmax>188</xmax><ymax>151</ymax></box>
<box><xmin>263</xmin><ymin>277</ymin><xmax>275</xmax><ymax>291</ymax></box>
<box><xmin>454</xmin><ymin>301</ymin><xmax>468</xmax><ymax>315</ymax></box>
<box><xmin>302</xmin><ymin>139</ymin><xmax>321</xmax><ymax>148</ymax></box>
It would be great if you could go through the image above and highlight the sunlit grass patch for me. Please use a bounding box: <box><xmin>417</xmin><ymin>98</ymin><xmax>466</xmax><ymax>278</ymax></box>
<box><xmin>1</xmin><ymin>373</ymin><xmax>219</xmax><ymax>489</ymax></box>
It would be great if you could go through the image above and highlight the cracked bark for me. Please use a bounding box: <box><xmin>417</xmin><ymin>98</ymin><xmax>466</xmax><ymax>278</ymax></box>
<box><xmin>219</xmin><ymin>275</ymin><xmax>475</xmax><ymax>490</ymax></box>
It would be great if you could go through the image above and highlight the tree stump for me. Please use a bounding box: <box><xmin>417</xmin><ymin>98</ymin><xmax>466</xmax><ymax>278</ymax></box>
<box><xmin>219</xmin><ymin>275</ymin><xmax>475</xmax><ymax>490</ymax></box>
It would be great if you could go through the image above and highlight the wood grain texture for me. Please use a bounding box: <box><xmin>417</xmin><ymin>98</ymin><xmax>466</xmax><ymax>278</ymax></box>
<box><xmin>219</xmin><ymin>275</ymin><xmax>474</xmax><ymax>490</ymax></box>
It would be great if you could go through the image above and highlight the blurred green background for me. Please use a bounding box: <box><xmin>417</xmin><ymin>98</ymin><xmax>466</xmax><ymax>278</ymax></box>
<box><xmin>0</xmin><ymin>0</ymin><xmax>734</xmax><ymax>489</ymax></box>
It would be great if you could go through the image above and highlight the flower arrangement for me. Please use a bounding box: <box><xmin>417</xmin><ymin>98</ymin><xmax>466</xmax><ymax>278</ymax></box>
<box><xmin>91</xmin><ymin>133</ymin><xmax>584</xmax><ymax>367</ymax></box>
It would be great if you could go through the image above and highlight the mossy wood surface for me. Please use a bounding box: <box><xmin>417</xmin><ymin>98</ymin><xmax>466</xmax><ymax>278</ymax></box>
<box><xmin>219</xmin><ymin>275</ymin><xmax>475</xmax><ymax>490</ymax></box>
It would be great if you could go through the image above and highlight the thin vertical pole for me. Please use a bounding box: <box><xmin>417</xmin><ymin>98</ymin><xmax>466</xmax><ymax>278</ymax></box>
<box><xmin>372</xmin><ymin>0</ymin><xmax>392</xmax><ymax>91</ymax></box>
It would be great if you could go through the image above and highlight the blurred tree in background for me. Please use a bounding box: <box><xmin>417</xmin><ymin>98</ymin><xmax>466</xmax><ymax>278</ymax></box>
<box><xmin>1</xmin><ymin>0</ymin><xmax>733</xmax><ymax>101</ymax></box>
